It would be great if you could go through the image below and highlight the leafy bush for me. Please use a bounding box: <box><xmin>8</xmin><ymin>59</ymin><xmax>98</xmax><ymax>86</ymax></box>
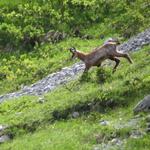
<box><xmin>0</xmin><ymin>0</ymin><xmax>149</xmax><ymax>49</ymax></box>
<box><xmin>112</xmin><ymin>9</ymin><xmax>144</xmax><ymax>38</ymax></box>
<box><xmin>0</xmin><ymin>23</ymin><xmax>22</xmax><ymax>48</ymax></box>
<box><xmin>22</xmin><ymin>25</ymin><xmax>44</xmax><ymax>49</ymax></box>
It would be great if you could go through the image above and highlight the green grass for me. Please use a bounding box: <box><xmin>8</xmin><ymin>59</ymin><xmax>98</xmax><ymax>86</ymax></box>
<box><xmin>125</xmin><ymin>135</ymin><xmax>150</xmax><ymax>150</ymax></box>
<box><xmin>0</xmin><ymin>45</ymin><xmax>150</xmax><ymax>150</ymax></box>
<box><xmin>0</xmin><ymin>0</ymin><xmax>27</xmax><ymax>6</ymax></box>
<box><xmin>0</xmin><ymin>102</ymin><xmax>150</xmax><ymax>150</ymax></box>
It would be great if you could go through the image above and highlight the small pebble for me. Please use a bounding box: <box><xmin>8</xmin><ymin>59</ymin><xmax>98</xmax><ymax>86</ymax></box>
<box><xmin>93</xmin><ymin>146</ymin><xmax>100</xmax><ymax>150</ymax></box>
<box><xmin>99</xmin><ymin>120</ymin><xmax>109</xmax><ymax>126</ymax></box>
<box><xmin>147</xmin><ymin>123</ymin><xmax>150</xmax><ymax>128</ymax></box>
<box><xmin>111</xmin><ymin>138</ymin><xmax>122</xmax><ymax>145</ymax></box>
<box><xmin>130</xmin><ymin>130</ymin><xmax>143</xmax><ymax>139</ymax></box>
<box><xmin>38</xmin><ymin>97</ymin><xmax>45</xmax><ymax>104</ymax></box>
<box><xmin>72</xmin><ymin>112</ymin><xmax>79</xmax><ymax>118</ymax></box>
<box><xmin>0</xmin><ymin>135</ymin><xmax>10</xmax><ymax>143</ymax></box>
<box><xmin>146</xmin><ymin>128</ymin><xmax>150</xmax><ymax>133</ymax></box>
<box><xmin>146</xmin><ymin>115</ymin><xmax>150</xmax><ymax>122</ymax></box>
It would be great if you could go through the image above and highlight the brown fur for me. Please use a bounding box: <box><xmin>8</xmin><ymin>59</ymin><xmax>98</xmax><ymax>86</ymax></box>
<box><xmin>69</xmin><ymin>40</ymin><xmax>133</xmax><ymax>74</ymax></box>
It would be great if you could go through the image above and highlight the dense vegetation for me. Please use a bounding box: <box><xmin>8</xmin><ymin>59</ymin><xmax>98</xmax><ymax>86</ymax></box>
<box><xmin>0</xmin><ymin>0</ymin><xmax>149</xmax><ymax>44</ymax></box>
<box><xmin>0</xmin><ymin>0</ymin><xmax>150</xmax><ymax>149</ymax></box>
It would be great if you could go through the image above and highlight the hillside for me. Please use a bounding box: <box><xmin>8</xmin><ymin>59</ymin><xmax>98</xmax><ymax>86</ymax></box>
<box><xmin>0</xmin><ymin>44</ymin><xmax>150</xmax><ymax>149</ymax></box>
<box><xmin>0</xmin><ymin>0</ymin><xmax>150</xmax><ymax>150</ymax></box>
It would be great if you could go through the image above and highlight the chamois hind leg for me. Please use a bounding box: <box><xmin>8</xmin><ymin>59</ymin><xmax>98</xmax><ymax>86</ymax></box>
<box><xmin>113</xmin><ymin>51</ymin><xmax>133</xmax><ymax>64</ymax></box>
<box><xmin>109</xmin><ymin>57</ymin><xmax>120</xmax><ymax>73</ymax></box>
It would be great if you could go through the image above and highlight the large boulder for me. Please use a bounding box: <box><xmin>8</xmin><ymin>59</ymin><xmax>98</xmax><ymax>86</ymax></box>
<box><xmin>43</xmin><ymin>30</ymin><xmax>67</xmax><ymax>43</ymax></box>
<box><xmin>133</xmin><ymin>95</ymin><xmax>150</xmax><ymax>114</ymax></box>
<box><xmin>0</xmin><ymin>125</ymin><xmax>10</xmax><ymax>144</ymax></box>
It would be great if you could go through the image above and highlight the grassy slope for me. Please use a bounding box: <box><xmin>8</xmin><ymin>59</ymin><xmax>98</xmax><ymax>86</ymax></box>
<box><xmin>0</xmin><ymin>45</ymin><xmax>150</xmax><ymax>150</ymax></box>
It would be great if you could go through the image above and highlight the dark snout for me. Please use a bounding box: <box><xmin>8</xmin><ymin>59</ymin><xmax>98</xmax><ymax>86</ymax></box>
<box><xmin>67</xmin><ymin>48</ymin><xmax>74</xmax><ymax>60</ymax></box>
<box><xmin>68</xmin><ymin>47</ymin><xmax>76</xmax><ymax>60</ymax></box>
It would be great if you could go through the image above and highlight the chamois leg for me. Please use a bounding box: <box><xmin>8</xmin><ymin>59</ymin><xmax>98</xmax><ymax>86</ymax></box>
<box><xmin>82</xmin><ymin>64</ymin><xmax>91</xmax><ymax>76</ymax></box>
<box><xmin>80</xmin><ymin>65</ymin><xmax>90</xmax><ymax>81</ymax></box>
<box><xmin>83</xmin><ymin>66</ymin><xmax>90</xmax><ymax>73</ymax></box>
<box><xmin>109</xmin><ymin>57</ymin><xmax>120</xmax><ymax>73</ymax></box>
<box><xmin>114</xmin><ymin>52</ymin><xmax>133</xmax><ymax>64</ymax></box>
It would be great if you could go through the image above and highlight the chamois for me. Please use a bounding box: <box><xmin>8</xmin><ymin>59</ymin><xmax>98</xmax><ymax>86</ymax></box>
<box><xmin>69</xmin><ymin>38</ymin><xmax>133</xmax><ymax>73</ymax></box>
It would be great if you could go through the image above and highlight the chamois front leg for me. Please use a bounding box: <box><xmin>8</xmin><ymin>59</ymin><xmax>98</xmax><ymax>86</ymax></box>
<box><xmin>80</xmin><ymin>64</ymin><xmax>90</xmax><ymax>80</ymax></box>
<box><xmin>109</xmin><ymin>57</ymin><xmax>120</xmax><ymax>73</ymax></box>
<box><xmin>83</xmin><ymin>63</ymin><xmax>91</xmax><ymax>74</ymax></box>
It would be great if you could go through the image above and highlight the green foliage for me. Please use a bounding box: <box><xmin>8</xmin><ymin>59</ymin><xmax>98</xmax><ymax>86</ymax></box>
<box><xmin>0</xmin><ymin>0</ymin><xmax>149</xmax><ymax>50</ymax></box>
<box><xmin>0</xmin><ymin>23</ymin><xmax>22</xmax><ymax>48</ymax></box>
<box><xmin>22</xmin><ymin>25</ymin><xmax>44</xmax><ymax>49</ymax></box>
<box><xmin>112</xmin><ymin>9</ymin><xmax>145</xmax><ymax>38</ymax></box>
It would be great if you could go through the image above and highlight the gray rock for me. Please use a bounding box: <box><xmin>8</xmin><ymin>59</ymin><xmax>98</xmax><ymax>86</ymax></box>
<box><xmin>111</xmin><ymin>138</ymin><xmax>122</xmax><ymax>145</ymax></box>
<box><xmin>146</xmin><ymin>115</ymin><xmax>150</xmax><ymax>122</ymax></box>
<box><xmin>43</xmin><ymin>30</ymin><xmax>67</xmax><ymax>43</ymax></box>
<box><xmin>93</xmin><ymin>146</ymin><xmax>100</xmax><ymax>150</ymax></box>
<box><xmin>134</xmin><ymin>114</ymin><xmax>142</xmax><ymax>119</ymax></box>
<box><xmin>72</xmin><ymin>112</ymin><xmax>80</xmax><ymax>118</ymax></box>
<box><xmin>0</xmin><ymin>125</ymin><xmax>5</xmax><ymax>132</ymax></box>
<box><xmin>0</xmin><ymin>135</ymin><xmax>10</xmax><ymax>143</ymax></box>
<box><xmin>146</xmin><ymin>128</ymin><xmax>150</xmax><ymax>133</ymax></box>
<box><xmin>133</xmin><ymin>95</ymin><xmax>150</xmax><ymax>113</ymax></box>
<box><xmin>99</xmin><ymin>120</ymin><xmax>109</xmax><ymax>126</ymax></box>
<box><xmin>0</xmin><ymin>125</ymin><xmax>8</xmax><ymax>132</ymax></box>
<box><xmin>147</xmin><ymin>123</ymin><xmax>150</xmax><ymax>128</ymax></box>
<box><xmin>37</xmin><ymin>97</ymin><xmax>45</xmax><ymax>104</ymax></box>
<box><xmin>94</xmin><ymin>139</ymin><xmax>125</xmax><ymax>150</ymax></box>
<box><xmin>130</xmin><ymin>130</ymin><xmax>143</xmax><ymax>139</ymax></box>
<box><xmin>0</xmin><ymin>125</ymin><xmax>8</xmax><ymax>137</ymax></box>
<box><xmin>114</xmin><ymin>117</ymin><xmax>142</xmax><ymax>131</ymax></box>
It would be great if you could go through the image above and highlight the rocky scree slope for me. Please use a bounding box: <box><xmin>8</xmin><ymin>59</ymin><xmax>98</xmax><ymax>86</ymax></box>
<box><xmin>0</xmin><ymin>28</ymin><xmax>150</xmax><ymax>103</ymax></box>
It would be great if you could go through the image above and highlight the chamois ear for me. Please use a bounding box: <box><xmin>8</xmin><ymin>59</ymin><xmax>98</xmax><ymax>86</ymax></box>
<box><xmin>69</xmin><ymin>47</ymin><xmax>76</xmax><ymax>53</ymax></box>
<box><xmin>115</xmin><ymin>38</ymin><xmax>121</xmax><ymax>45</ymax></box>
<box><xmin>112</xmin><ymin>38</ymin><xmax>120</xmax><ymax>44</ymax></box>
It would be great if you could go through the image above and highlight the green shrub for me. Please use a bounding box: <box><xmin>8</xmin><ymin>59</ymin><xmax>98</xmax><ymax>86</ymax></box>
<box><xmin>22</xmin><ymin>25</ymin><xmax>44</xmax><ymax>49</ymax></box>
<box><xmin>112</xmin><ymin>9</ymin><xmax>144</xmax><ymax>38</ymax></box>
<box><xmin>0</xmin><ymin>23</ymin><xmax>22</xmax><ymax>48</ymax></box>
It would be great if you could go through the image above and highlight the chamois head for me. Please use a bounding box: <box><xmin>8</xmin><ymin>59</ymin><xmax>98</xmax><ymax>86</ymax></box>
<box><xmin>105</xmin><ymin>38</ymin><xmax>120</xmax><ymax>45</ymax></box>
<box><xmin>69</xmin><ymin>47</ymin><xmax>77</xmax><ymax>59</ymax></box>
